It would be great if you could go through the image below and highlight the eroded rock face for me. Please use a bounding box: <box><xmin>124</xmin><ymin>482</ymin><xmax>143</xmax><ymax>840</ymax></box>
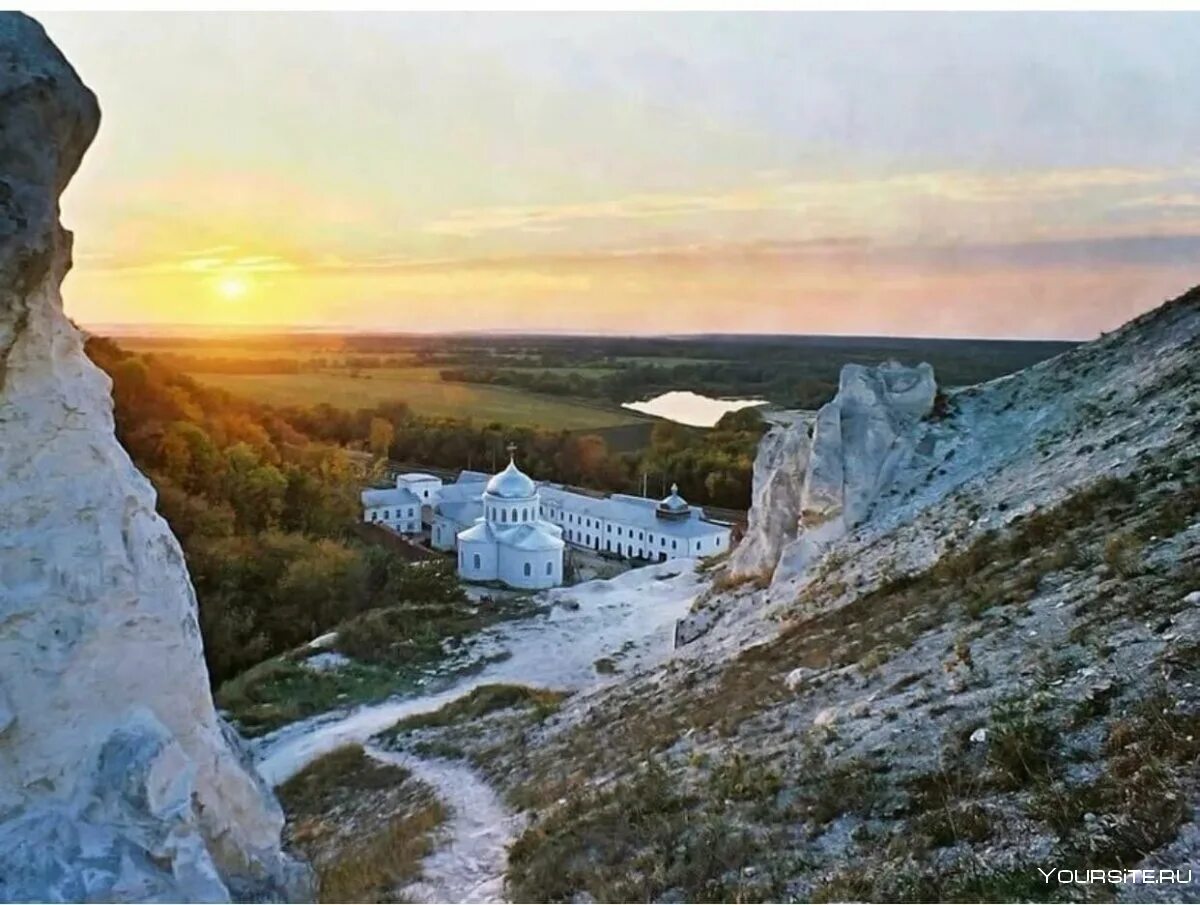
<box><xmin>0</xmin><ymin>14</ymin><xmax>308</xmax><ymax>902</ymax></box>
<box><xmin>731</xmin><ymin>361</ymin><xmax>936</xmax><ymax>583</ymax></box>
<box><xmin>727</xmin><ymin>413</ymin><xmax>813</xmax><ymax>579</ymax></box>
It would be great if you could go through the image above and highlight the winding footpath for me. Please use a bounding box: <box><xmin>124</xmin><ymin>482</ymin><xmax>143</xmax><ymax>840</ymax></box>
<box><xmin>253</xmin><ymin>561</ymin><xmax>705</xmax><ymax>903</ymax></box>
<box><xmin>366</xmin><ymin>746</ymin><xmax>522</xmax><ymax>904</ymax></box>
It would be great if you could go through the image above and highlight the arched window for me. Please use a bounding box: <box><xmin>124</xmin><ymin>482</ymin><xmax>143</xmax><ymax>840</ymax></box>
<box><xmin>473</xmin><ymin>553</ymin><xmax>481</xmax><ymax>569</ymax></box>
<box><xmin>501</xmin><ymin>509</ymin><xmax>507</xmax><ymax>523</ymax></box>
<box><xmin>524</xmin><ymin>561</ymin><xmax>532</xmax><ymax>577</ymax></box>
<box><xmin>545</xmin><ymin>560</ymin><xmax>552</xmax><ymax>575</ymax></box>
<box><xmin>512</xmin><ymin>507</ymin><xmax>518</xmax><ymax>521</ymax></box>
<box><xmin>523</xmin><ymin>508</ymin><xmax>529</xmax><ymax>521</ymax></box>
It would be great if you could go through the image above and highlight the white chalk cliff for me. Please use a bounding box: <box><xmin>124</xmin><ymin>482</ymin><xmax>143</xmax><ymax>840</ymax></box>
<box><xmin>730</xmin><ymin>361</ymin><xmax>937</xmax><ymax>583</ymax></box>
<box><xmin>0</xmin><ymin>14</ymin><xmax>308</xmax><ymax>902</ymax></box>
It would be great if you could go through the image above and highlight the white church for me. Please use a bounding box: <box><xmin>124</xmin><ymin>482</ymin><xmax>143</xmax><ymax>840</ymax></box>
<box><xmin>365</xmin><ymin>447</ymin><xmax>732</xmax><ymax>591</ymax></box>
<box><xmin>455</xmin><ymin>452</ymin><xmax>565</xmax><ymax>589</ymax></box>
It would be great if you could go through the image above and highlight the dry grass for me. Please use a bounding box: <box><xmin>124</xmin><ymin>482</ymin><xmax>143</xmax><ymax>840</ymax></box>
<box><xmin>315</xmin><ymin>804</ymin><xmax>444</xmax><ymax>903</ymax></box>
<box><xmin>278</xmin><ymin>744</ymin><xmax>446</xmax><ymax>903</ymax></box>
<box><xmin>380</xmin><ymin>683</ymin><xmax>568</xmax><ymax>738</ymax></box>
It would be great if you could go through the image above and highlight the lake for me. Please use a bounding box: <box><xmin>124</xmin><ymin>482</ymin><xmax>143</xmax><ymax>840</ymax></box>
<box><xmin>622</xmin><ymin>390</ymin><xmax>769</xmax><ymax>428</ymax></box>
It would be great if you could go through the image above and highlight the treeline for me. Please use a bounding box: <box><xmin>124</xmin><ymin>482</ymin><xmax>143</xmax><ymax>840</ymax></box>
<box><xmin>440</xmin><ymin>362</ymin><xmax>833</xmax><ymax>408</ymax></box>
<box><xmin>152</xmin><ymin>352</ymin><xmax>411</xmax><ymax>374</ymax></box>
<box><xmin>441</xmin><ymin>336</ymin><xmax>1076</xmax><ymax>410</ymax></box>
<box><xmin>280</xmin><ymin>398</ymin><xmax>764</xmax><ymax>511</ymax></box>
<box><xmin>86</xmin><ymin>338</ymin><xmax>461</xmax><ymax>686</ymax></box>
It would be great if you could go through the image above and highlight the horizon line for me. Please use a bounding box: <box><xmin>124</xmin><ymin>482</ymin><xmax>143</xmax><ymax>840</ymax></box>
<box><xmin>80</xmin><ymin>321</ymin><xmax>1088</xmax><ymax>345</ymax></box>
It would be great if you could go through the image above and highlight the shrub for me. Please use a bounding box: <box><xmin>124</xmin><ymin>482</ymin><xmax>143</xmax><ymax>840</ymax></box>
<box><xmin>986</xmin><ymin>698</ymin><xmax>1058</xmax><ymax>789</ymax></box>
<box><xmin>1103</xmin><ymin>532</ymin><xmax>1142</xmax><ymax>578</ymax></box>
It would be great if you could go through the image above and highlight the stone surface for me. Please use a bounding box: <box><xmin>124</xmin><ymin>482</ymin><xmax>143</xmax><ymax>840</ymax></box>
<box><xmin>0</xmin><ymin>14</ymin><xmax>307</xmax><ymax>902</ymax></box>
<box><xmin>728</xmin><ymin>412</ymin><xmax>812</xmax><ymax>579</ymax></box>
<box><xmin>730</xmin><ymin>361</ymin><xmax>936</xmax><ymax>584</ymax></box>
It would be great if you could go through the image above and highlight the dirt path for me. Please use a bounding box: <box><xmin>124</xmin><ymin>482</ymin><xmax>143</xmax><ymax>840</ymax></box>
<box><xmin>364</xmin><ymin>745</ymin><xmax>521</xmax><ymax>904</ymax></box>
<box><xmin>253</xmin><ymin>561</ymin><xmax>705</xmax><ymax>903</ymax></box>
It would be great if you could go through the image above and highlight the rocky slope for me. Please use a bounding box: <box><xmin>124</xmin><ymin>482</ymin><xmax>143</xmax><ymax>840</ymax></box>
<box><xmin>381</xmin><ymin>286</ymin><xmax>1199</xmax><ymax>902</ymax></box>
<box><xmin>0</xmin><ymin>15</ymin><xmax>307</xmax><ymax>902</ymax></box>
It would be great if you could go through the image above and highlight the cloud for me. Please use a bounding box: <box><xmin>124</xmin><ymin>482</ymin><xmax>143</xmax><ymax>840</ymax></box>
<box><xmin>96</xmin><ymin>250</ymin><xmax>300</xmax><ymax>275</ymax></box>
<box><xmin>421</xmin><ymin>167</ymin><xmax>1187</xmax><ymax>237</ymax></box>
<box><xmin>1119</xmin><ymin>192</ymin><xmax>1200</xmax><ymax>210</ymax></box>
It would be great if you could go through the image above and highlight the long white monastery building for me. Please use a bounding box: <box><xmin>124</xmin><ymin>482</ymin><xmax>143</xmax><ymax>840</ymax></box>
<box><xmin>539</xmin><ymin>483</ymin><xmax>730</xmax><ymax>561</ymax></box>
<box><xmin>371</xmin><ymin>453</ymin><xmax>733</xmax><ymax>589</ymax></box>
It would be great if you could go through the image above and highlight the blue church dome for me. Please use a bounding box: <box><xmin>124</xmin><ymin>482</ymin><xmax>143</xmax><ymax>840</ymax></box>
<box><xmin>485</xmin><ymin>455</ymin><xmax>536</xmax><ymax>499</ymax></box>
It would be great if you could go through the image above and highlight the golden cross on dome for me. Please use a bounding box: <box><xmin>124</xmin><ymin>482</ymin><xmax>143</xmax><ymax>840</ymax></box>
<box><xmin>506</xmin><ymin>442</ymin><xmax>517</xmax><ymax>460</ymax></box>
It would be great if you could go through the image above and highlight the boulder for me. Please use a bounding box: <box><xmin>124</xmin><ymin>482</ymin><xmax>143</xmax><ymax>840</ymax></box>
<box><xmin>0</xmin><ymin>14</ymin><xmax>308</xmax><ymax>902</ymax></box>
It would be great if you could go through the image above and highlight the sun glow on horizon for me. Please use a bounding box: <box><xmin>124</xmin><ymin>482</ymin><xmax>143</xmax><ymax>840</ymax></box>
<box><xmin>214</xmin><ymin>275</ymin><xmax>251</xmax><ymax>301</ymax></box>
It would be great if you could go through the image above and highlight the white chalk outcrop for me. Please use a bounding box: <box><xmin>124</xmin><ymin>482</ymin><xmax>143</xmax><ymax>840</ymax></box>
<box><xmin>730</xmin><ymin>361</ymin><xmax>936</xmax><ymax>583</ymax></box>
<box><xmin>727</xmin><ymin>412</ymin><xmax>813</xmax><ymax>581</ymax></box>
<box><xmin>0</xmin><ymin>14</ymin><xmax>307</xmax><ymax>902</ymax></box>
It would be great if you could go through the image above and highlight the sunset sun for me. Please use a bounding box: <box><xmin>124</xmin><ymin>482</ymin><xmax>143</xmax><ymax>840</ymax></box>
<box><xmin>214</xmin><ymin>275</ymin><xmax>250</xmax><ymax>301</ymax></box>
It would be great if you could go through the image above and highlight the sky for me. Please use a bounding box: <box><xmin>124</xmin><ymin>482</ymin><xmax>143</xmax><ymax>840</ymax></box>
<box><xmin>39</xmin><ymin>12</ymin><xmax>1200</xmax><ymax>339</ymax></box>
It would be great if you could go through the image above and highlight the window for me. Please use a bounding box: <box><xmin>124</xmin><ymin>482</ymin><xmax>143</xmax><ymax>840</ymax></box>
<box><xmin>672</xmin><ymin>540</ymin><xmax>677</xmax><ymax>550</ymax></box>
<box><xmin>661</xmin><ymin>538</ymin><xmax>666</xmax><ymax>547</ymax></box>
<box><xmin>639</xmin><ymin>531</ymin><xmax>644</xmax><ymax>540</ymax></box>
<box><xmin>523</xmin><ymin>508</ymin><xmax>529</xmax><ymax>521</ymax></box>
<box><xmin>501</xmin><ymin>510</ymin><xmax>507</xmax><ymax>523</ymax></box>
<box><xmin>473</xmin><ymin>553</ymin><xmax>481</xmax><ymax>569</ymax></box>
<box><xmin>545</xmin><ymin>561</ymin><xmax>552</xmax><ymax>575</ymax></box>
<box><xmin>408</xmin><ymin>508</ymin><xmax>414</xmax><ymax>517</ymax></box>
<box><xmin>524</xmin><ymin>562</ymin><xmax>531</xmax><ymax>577</ymax></box>
<box><xmin>383</xmin><ymin>509</ymin><xmax>390</xmax><ymax>519</ymax></box>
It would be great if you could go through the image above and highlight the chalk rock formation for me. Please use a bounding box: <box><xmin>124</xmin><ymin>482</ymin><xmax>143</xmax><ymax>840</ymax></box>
<box><xmin>0</xmin><ymin>14</ymin><xmax>307</xmax><ymax>902</ymax></box>
<box><xmin>732</xmin><ymin>361</ymin><xmax>936</xmax><ymax>583</ymax></box>
<box><xmin>727</xmin><ymin>414</ymin><xmax>813</xmax><ymax>579</ymax></box>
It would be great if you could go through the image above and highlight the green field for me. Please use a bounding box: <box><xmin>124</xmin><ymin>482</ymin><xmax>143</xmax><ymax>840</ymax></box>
<box><xmin>190</xmin><ymin>367</ymin><xmax>650</xmax><ymax>430</ymax></box>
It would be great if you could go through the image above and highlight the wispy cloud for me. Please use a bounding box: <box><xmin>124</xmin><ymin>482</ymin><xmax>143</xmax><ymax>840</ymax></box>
<box><xmin>423</xmin><ymin>167</ymin><xmax>1187</xmax><ymax>237</ymax></box>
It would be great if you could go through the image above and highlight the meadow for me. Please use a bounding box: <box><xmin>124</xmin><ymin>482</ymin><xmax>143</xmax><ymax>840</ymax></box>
<box><xmin>191</xmin><ymin>368</ymin><xmax>645</xmax><ymax>430</ymax></box>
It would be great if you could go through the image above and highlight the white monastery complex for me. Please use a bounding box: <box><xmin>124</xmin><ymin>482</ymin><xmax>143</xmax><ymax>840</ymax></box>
<box><xmin>362</xmin><ymin>447</ymin><xmax>732</xmax><ymax>590</ymax></box>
